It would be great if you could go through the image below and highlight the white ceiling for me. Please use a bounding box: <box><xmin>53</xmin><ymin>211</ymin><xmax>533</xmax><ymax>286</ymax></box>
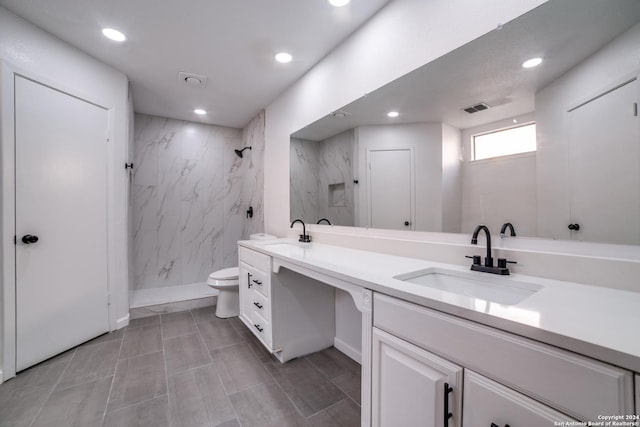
<box><xmin>294</xmin><ymin>0</ymin><xmax>640</xmax><ymax>141</ymax></box>
<box><xmin>0</xmin><ymin>0</ymin><xmax>390</xmax><ymax>128</ymax></box>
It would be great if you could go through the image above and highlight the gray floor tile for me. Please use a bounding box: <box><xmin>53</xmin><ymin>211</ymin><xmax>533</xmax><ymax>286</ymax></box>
<box><xmin>305</xmin><ymin>347</ymin><xmax>360</xmax><ymax>380</ymax></box>
<box><xmin>197</xmin><ymin>318</ymin><xmax>244</xmax><ymax>351</ymax></box>
<box><xmin>190</xmin><ymin>306</ymin><xmax>217</xmax><ymax>323</ymax></box>
<box><xmin>36</xmin><ymin>347</ymin><xmax>77</xmax><ymax>367</ymax></box>
<box><xmin>108</xmin><ymin>351</ymin><xmax>167</xmax><ymax>411</ymax></box>
<box><xmin>32</xmin><ymin>376</ymin><xmax>112</xmax><ymax>427</ymax></box>
<box><xmin>81</xmin><ymin>328</ymin><xmax>125</xmax><ymax>348</ymax></box>
<box><xmin>0</xmin><ymin>361</ymin><xmax>67</xmax><ymax>426</ymax></box>
<box><xmin>164</xmin><ymin>333</ymin><xmax>212</xmax><ymax>376</ymax></box>
<box><xmin>128</xmin><ymin>315</ymin><xmax>160</xmax><ymax>329</ymax></box>
<box><xmin>265</xmin><ymin>358</ymin><xmax>346</xmax><ymax>417</ymax></box>
<box><xmin>168</xmin><ymin>364</ymin><xmax>236</xmax><ymax>427</ymax></box>
<box><xmin>161</xmin><ymin>311</ymin><xmax>197</xmax><ymax>339</ymax></box>
<box><xmin>103</xmin><ymin>395</ymin><xmax>170</xmax><ymax>427</ymax></box>
<box><xmin>57</xmin><ymin>339</ymin><xmax>121</xmax><ymax>390</ymax></box>
<box><xmin>228</xmin><ymin>316</ymin><xmax>246</xmax><ymax>333</ymax></box>
<box><xmin>229</xmin><ymin>381</ymin><xmax>309</xmax><ymax>427</ymax></box>
<box><xmin>333</xmin><ymin>372</ymin><xmax>361</xmax><ymax>405</ymax></box>
<box><xmin>120</xmin><ymin>324</ymin><xmax>162</xmax><ymax>359</ymax></box>
<box><xmin>239</xmin><ymin>331</ymin><xmax>273</xmax><ymax>364</ymax></box>
<box><xmin>307</xmin><ymin>398</ymin><xmax>361</xmax><ymax>427</ymax></box>
<box><xmin>210</xmin><ymin>343</ymin><xmax>272</xmax><ymax>394</ymax></box>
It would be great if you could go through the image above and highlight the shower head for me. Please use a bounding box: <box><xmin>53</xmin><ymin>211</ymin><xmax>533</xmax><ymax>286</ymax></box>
<box><xmin>234</xmin><ymin>146</ymin><xmax>252</xmax><ymax>158</ymax></box>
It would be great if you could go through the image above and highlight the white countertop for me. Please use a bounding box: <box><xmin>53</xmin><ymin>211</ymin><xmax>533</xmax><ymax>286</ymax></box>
<box><xmin>239</xmin><ymin>238</ymin><xmax>640</xmax><ymax>372</ymax></box>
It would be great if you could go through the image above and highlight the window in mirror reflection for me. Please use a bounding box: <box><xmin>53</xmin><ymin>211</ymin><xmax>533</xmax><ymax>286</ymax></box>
<box><xmin>472</xmin><ymin>123</ymin><xmax>536</xmax><ymax>161</ymax></box>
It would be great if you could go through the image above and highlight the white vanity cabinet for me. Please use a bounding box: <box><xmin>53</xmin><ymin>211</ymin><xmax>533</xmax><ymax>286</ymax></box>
<box><xmin>238</xmin><ymin>247</ymin><xmax>336</xmax><ymax>362</ymax></box>
<box><xmin>373</xmin><ymin>293</ymin><xmax>635</xmax><ymax>424</ymax></box>
<box><xmin>372</xmin><ymin>328</ymin><xmax>462</xmax><ymax>427</ymax></box>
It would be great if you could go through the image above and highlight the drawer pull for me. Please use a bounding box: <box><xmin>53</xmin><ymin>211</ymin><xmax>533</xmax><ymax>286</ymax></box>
<box><xmin>247</xmin><ymin>272</ymin><xmax>252</xmax><ymax>289</ymax></box>
<box><xmin>253</xmin><ymin>302</ymin><xmax>263</xmax><ymax>309</ymax></box>
<box><xmin>444</xmin><ymin>382</ymin><xmax>453</xmax><ymax>425</ymax></box>
<box><xmin>253</xmin><ymin>324</ymin><xmax>264</xmax><ymax>333</ymax></box>
<box><xmin>491</xmin><ymin>424</ymin><xmax>510</xmax><ymax>427</ymax></box>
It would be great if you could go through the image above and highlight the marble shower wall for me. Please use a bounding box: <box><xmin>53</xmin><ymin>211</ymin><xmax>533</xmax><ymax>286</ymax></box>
<box><xmin>290</xmin><ymin>131</ymin><xmax>354</xmax><ymax>226</ymax></box>
<box><xmin>290</xmin><ymin>138</ymin><xmax>320</xmax><ymax>223</ymax></box>
<box><xmin>240</xmin><ymin>111</ymin><xmax>265</xmax><ymax>240</ymax></box>
<box><xmin>132</xmin><ymin>112</ymin><xmax>265</xmax><ymax>290</ymax></box>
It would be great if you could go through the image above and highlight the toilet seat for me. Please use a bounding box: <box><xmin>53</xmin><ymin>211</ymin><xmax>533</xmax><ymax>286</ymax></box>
<box><xmin>207</xmin><ymin>267</ymin><xmax>239</xmax><ymax>287</ymax></box>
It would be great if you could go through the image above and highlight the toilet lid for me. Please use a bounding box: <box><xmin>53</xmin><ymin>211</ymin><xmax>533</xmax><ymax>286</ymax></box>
<box><xmin>208</xmin><ymin>267</ymin><xmax>239</xmax><ymax>280</ymax></box>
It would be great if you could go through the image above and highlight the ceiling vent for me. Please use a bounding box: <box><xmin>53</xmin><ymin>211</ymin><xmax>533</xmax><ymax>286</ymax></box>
<box><xmin>463</xmin><ymin>102</ymin><xmax>490</xmax><ymax>114</ymax></box>
<box><xmin>178</xmin><ymin>72</ymin><xmax>208</xmax><ymax>87</ymax></box>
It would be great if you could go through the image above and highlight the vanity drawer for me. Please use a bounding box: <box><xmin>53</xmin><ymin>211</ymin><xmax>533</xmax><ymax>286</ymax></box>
<box><xmin>373</xmin><ymin>293</ymin><xmax>634</xmax><ymax>421</ymax></box>
<box><xmin>463</xmin><ymin>370</ymin><xmax>578</xmax><ymax>426</ymax></box>
<box><xmin>239</xmin><ymin>247</ymin><xmax>271</xmax><ymax>272</ymax></box>
<box><xmin>246</xmin><ymin>306</ymin><xmax>272</xmax><ymax>347</ymax></box>
<box><xmin>249</xmin><ymin>288</ymin><xmax>270</xmax><ymax>321</ymax></box>
<box><xmin>249</xmin><ymin>268</ymin><xmax>270</xmax><ymax>298</ymax></box>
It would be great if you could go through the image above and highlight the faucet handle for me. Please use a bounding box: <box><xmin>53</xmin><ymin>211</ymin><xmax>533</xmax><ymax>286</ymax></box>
<box><xmin>497</xmin><ymin>258</ymin><xmax>517</xmax><ymax>269</ymax></box>
<box><xmin>465</xmin><ymin>255</ymin><xmax>481</xmax><ymax>265</ymax></box>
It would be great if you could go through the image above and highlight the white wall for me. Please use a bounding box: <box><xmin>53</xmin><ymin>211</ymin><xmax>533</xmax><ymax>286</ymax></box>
<box><xmin>536</xmin><ymin>22</ymin><xmax>640</xmax><ymax>241</ymax></box>
<box><xmin>356</xmin><ymin>123</ymin><xmax>444</xmax><ymax>231</ymax></box>
<box><xmin>0</xmin><ymin>6</ymin><xmax>130</xmax><ymax>380</ymax></box>
<box><xmin>441</xmin><ymin>123</ymin><xmax>463</xmax><ymax>233</ymax></box>
<box><xmin>460</xmin><ymin>113</ymin><xmax>538</xmax><ymax>236</ymax></box>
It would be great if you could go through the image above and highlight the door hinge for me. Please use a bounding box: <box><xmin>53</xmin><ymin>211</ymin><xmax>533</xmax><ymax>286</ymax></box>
<box><xmin>14</xmin><ymin>235</ymin><xmax>17</xmax><ymax>245</ymax></box>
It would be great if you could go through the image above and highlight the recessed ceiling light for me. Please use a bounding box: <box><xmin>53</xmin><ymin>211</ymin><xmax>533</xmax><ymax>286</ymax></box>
<box><xmin>275</xmin><ymin>52</ymin><xmax>293</xmax><ymax>63</ymax></box>
<box><xmin>101</xmin><ymin>28</ymin><xmax>126</xmax><ymax>42</ymax></box>
<box><xmin>329</xmin><ymin>0</ymin><xmax>350</xmax><ymax>6</ymax></box>
<box><xmin>522</xmin><ymin>57</ymin><xmax>543</xmax><ymax>68</ymax></box>
<box><xmin>387</xmin><ymin>111</ymin><xmax>399</xmax><ymax>118</ymax></box>
<box><xmin>194</xmin><ymin>109</ymin><xmax>206</xmax><ymax>115</ymax></box>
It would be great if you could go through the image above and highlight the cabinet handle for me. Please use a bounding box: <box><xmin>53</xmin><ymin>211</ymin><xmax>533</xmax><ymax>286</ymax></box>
<box><xmin>247</xmin><ymin>272</ymin><xmax>252</xmax><ymax>288</ymax></box>
<box><xmin>253</xmin><ymin>324</ymin><xmax>263</xmax><ymax>332</ymax></box>
<box><xmin>253</xmin><ymin>302</ymin><xmax>263</xmax><ymax>309</ymax></box>
<box><xmin>444</xmin><ymin>383</ymin><xmax>453</xmax><ymax>425</ymax></box>
<box><xmin>491</xmin><ymin>424</ymin><xmax>511</xmax><ymax>427</ymax></box>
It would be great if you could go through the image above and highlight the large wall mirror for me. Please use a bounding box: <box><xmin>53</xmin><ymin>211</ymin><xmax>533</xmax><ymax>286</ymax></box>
<box><xmin>290</xmin><ymin>0</ymin><xmax>640</xmax><ymax>246</ymax></box>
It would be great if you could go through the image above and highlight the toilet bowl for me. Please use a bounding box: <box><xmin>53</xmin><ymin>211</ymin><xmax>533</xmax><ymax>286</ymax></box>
<box><xmin>207</xmin><ymin>233</ymin><xmax>276</xmax><ymax>318</ymax></box>
<box><xmin>207</xmin><ymin>267</ymin><xmax>240</xmax><ymax>318</ymax></box>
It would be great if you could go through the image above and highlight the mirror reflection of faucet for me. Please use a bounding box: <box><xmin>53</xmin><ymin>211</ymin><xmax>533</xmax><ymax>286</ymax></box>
<box><xmin>500</xmin><ymin>222</ymin><xmax>516</xmax><ymax>237</ymax></box>
<box><xmin>316</xmin><ymin>218</ymin><xmax>332</xmax><ymax>225</ymax></box>
<box><xmin>290</xmin><ymin>219</ymin><xmax>311</xmax><ymax>242</ymax></box>
<box><xmin>467</xmin><ymin>224</ymin><xmax>516</xmax><ymax>275</ymax></box>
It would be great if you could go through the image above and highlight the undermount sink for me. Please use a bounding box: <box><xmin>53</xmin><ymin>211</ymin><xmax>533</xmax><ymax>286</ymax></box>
<box><xmin>393</xmin><ymin>268</ymin><xmax>542</xmax><ymax>305</ymax></box>
<box><xmin>261</xmin><ymin>241</ymin><xmax>308</xmax><ymax>250</ymax></box>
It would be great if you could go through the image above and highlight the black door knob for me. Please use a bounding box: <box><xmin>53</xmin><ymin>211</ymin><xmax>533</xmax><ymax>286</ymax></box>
<box><xmin>404</xmin><ymin>221</ymin><xmax>410</xmax><ymax>226</ymax></box>
<box><xmin>21</xmin><ymin>234</ymin><xmax>39</xmax><ymax>244</ymax></box>
<box><xmin>568</xmin><ymin>223</ymin><xmax>580</xmax><ymax>231</ymax></box>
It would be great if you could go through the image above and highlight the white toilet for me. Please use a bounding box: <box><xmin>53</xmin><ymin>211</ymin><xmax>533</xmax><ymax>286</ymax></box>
<box><xmin>207</xmin><ymin>233</ymin><xmax>276</xmax><ymax>318</ymax></box>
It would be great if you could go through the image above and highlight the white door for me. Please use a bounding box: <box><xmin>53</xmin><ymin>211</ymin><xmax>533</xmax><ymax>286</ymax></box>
<box><xmin>368</xmin><ymin>148</ymin><xmax>414</xmax><ymax>230</ymax></box>
<box><xmin>372</xmin><ymin>328</ymin><xmax>462</xmax><ymax>427</ymax></box>
<box><xmin>15</xmin><ymin>75</ymin><xmax>109</xmax><ymax>371</ymax></box>
<box><xmin>568</xmin><ymin>78</ymin><xmax>640</xmax><ymax>244</ymax></box>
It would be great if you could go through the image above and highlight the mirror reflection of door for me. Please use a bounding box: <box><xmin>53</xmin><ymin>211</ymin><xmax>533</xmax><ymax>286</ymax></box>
<box><xmin>367</xmin><ymin>148</ymin><xmax>414</xmax><ymax>230</ymax></box>
<box><xmin>567</xmin><ymin>77</ymin><xmax>640</xmax><ymax>245</ymax></box>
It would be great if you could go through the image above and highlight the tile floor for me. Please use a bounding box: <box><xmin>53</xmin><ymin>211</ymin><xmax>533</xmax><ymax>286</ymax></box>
<box><xmin>0</xmin><ymin>306</ymin><xmax>361</xmax><ymax>427</ymax></box>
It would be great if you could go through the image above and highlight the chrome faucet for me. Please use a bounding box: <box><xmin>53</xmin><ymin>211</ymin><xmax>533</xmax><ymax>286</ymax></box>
<box><xmin>468</xmin><ymin>224</ymin><xmax>515</xmax><ymax>275</ymax></box>
<box><xmin>290</xmin><ymin>219</ymin><xmax>311</xmax><ymax>242</ymax></box>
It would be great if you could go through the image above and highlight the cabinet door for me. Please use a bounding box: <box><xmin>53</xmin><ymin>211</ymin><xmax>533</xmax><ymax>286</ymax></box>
<box><xmin>463</xmin><ymin>370</ymin><xmax>578</xmax><ymax>426</ymax></box>
<box><xmin>372</xmin><ymin>328</ymin><xmax>462</xmax><ymax>427</ymax></box>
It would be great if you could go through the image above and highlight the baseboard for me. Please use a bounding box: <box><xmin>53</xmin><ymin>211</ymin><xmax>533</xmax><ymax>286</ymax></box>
<box><xmin>334</xmin><ymin>337</ymin><xmax>362</xmax><ymax>364</ymax></box>
<box><xmin>116</xmin><ymin>313</ymin><xmax>130</xmax><ymax>330</ymax></box>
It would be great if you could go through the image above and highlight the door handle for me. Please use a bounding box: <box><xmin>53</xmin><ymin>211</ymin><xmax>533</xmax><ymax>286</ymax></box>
<box><xmin>21</xmin><ymin>234</ymin><xmax>39</xmax><ymax>244</ymax></box>
<box><xmin>404</xmin><ymin>221</ymin><xmax>411</xmax><ymax>226</ymax></box>
<box><xmin>568</xmin><ymin>223</ymin><xmax>580</xmax><ymax>231</ymax></box>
